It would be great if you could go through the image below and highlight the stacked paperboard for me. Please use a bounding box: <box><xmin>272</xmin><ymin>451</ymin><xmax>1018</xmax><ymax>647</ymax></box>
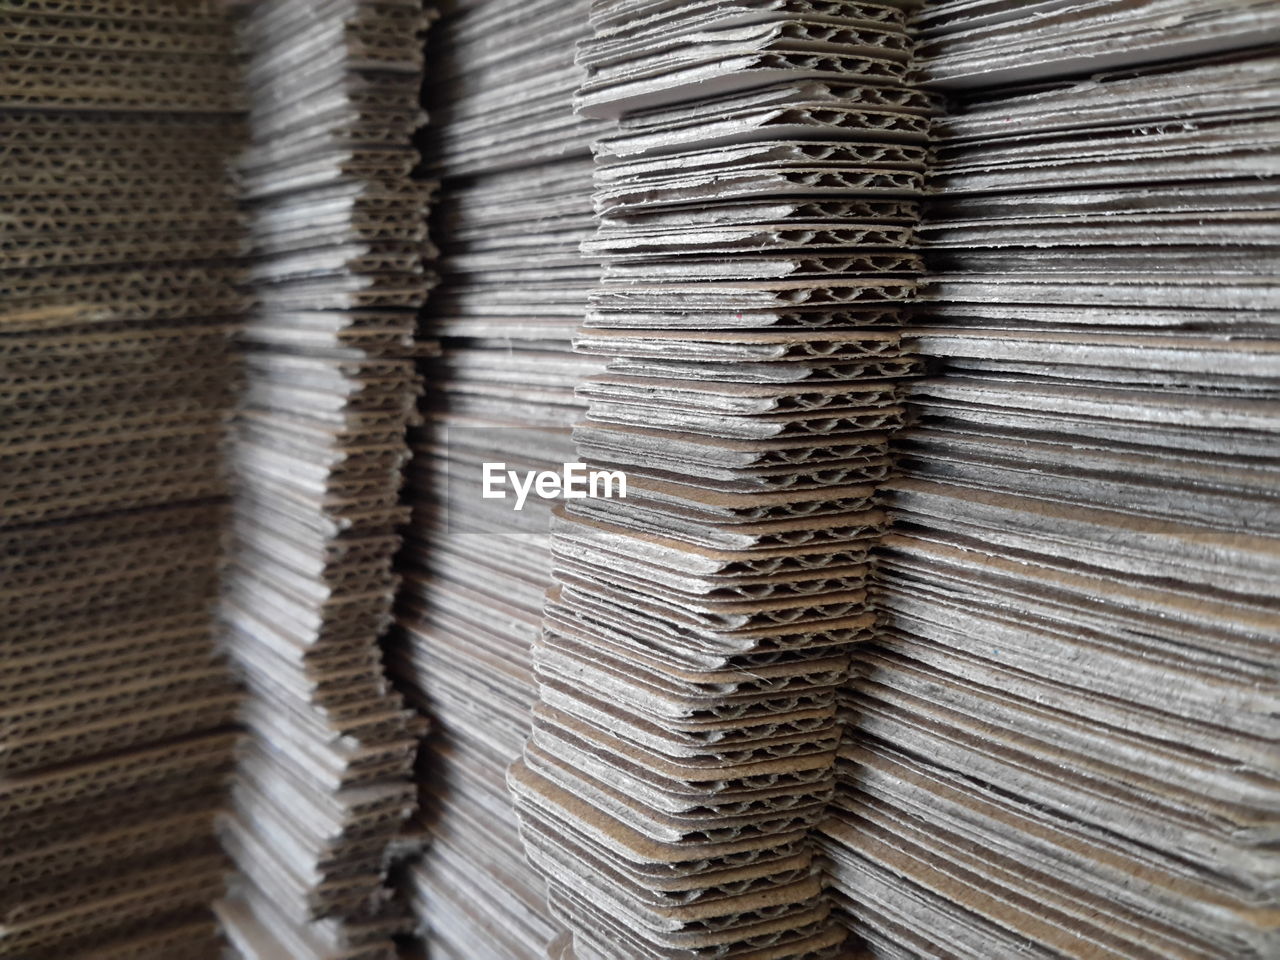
<box><xmin>509</xmin><ymin>3</ymin><xmax>932</xmax><ymax>958</ymax></box>
<box><xmin>914</xmin><ymin>0</ymin><xmax>1280</xmax><ymax>87</ymax></box>
<box><xmin>386</xmin><ymin>1</ymin><xmax>607</xmax><ymax>956</ymax></box>
<box><xmin>1</xmin><ymin>3</ymin><xmax>244</xmax><ymax>958</ymax></box>
<box><xmin>821</xmin><ymin>6</ymin><xmax>1280</xmax><ymax>959</ymax></box>
<box><xmin>213</xmin><ymin>2</ymin><xmax>434</xmax><ymax>958</ymax></box>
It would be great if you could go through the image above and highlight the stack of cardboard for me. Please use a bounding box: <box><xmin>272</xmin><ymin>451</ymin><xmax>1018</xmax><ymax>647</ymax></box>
<box><xmin>509</xmin><ymin>2</ymin><xmax>932</xmax><ymax>958</ymax></box>
<box><xmin>213</xmin><ymin>2</ymin><xmax>434</xmax><ymax>957</ymax></box>
<box><xmin>8</xmin><ymin>3</ymin><xmax>1278</xmax><ymax>959</ymax></box>
<box><xmin>1</xmin><ymin>3</ymin><xmax>245</xmax><ymax>957</ymax></box>
<box><xmin>821</xmin><ymin>5</ymin><xmax>1280</xmax><ymax>958</ymax></box>
<box><xmin>914</xmin><ymin>0</ymin><xmax>1280</xmax><ymax>87</ymax></box>
<box><xmin>386</xmin><ymin>1</ymin><xmax>606</xmax><ymax>956</ymax></box>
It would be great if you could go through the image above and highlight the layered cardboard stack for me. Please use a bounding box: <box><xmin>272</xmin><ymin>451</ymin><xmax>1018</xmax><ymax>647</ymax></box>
<box><xmin>913</xmin><ymin>0</ymin><xmax>1280</xmax><ymax>87</ymax></box>
<box><xmin>1</xmin><ymin>3</ymin><xmax>245</xmax><ymax>957</ymax></box>
<box><xmin>821</xmin><ymin>5</ymin><xmax>1280</xmax><ymax>958</ymax></box>
<box><xmin>387</xmin><ymin>1</ymin><xmax>606</xmax><ymax>955</ymax></box>
<box><xmin>509</xmin><ymin>2</ymin><xmax>932</xmax><ymax>958</ymax></box>
<box><xmin>8</xmin><ymin>3</ymin><xmax>1279</xmax><ymax>959</ymax></box>
<box><xmin>213</xmin><ymin>2</ymin><xmax>434</xmax><ymax>957</ymax></box>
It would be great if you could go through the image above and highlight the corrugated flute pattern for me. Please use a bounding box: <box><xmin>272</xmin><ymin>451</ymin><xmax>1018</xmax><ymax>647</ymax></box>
<box><xmin>822</xmin><ymin>3</ymin><xmax>1280</xmax><ymax>958</ymax></box>
<box><xmin>387</xmin><ymin>0</ymin><xmax>605</xmax><ymax>955</ymax></box>
<box><xmin>213</xmin><ymin>2</ymin><xmax>434</xmax><ymax>957</ymax></box>
<box><xmin>1</xmin><ymin>2</ymin><xmax>245</xmax><ymax>957</ymax></box>
<box><xmin>510</xmin><ymin>2</ymin><xmax>931</xmax><ymax>958</ymax></box>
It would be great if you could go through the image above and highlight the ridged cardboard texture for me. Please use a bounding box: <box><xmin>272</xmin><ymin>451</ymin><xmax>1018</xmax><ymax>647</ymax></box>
<box><xmin>822</xmin><ymin>5</ymin><xmax>1280</xmax><ymax>958</ymax></box>
<box><xmin>1</xmin><ymin>3</ymin><xmax>245</xmax><ymax>956</ymax></box>
<box><xmin>507</xmin><ymin>2</ymin><xmax>928</xmax><ymax>958</ymax></box>
<box><xmin>384</xmin><ymin>0</ymin><xmax>606</xmax><ymax>957</ymax></box>
<box><xmin>213</xmin><ymin>2</ymin><xmax>433</xmax><ymax>957</ymax></box>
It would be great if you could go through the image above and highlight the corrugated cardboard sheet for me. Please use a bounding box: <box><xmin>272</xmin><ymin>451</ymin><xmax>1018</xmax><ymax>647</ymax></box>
<box><xmin>1</xmin><ymin>2</ymin><xmax>245</xmax><ymax>957</ymax></box>
<box><xmin>213</xmin><ymin>2</ymin><xmax>434</xmax><ymax>958</ymax></box>
<box><xmin>386</xmin><ymin>0</ymin><xmax>606</xmax><ymax>956</ymax></box>
<box><xmin>822</xmin><ymin>4</ymin><xmax>1280</xmax><ymax>959</ymax></box>
<box><xmin>510</xmin><ymin>2</ymin><xmax>930</xmax><ymax>958</ymax></box>
<box><xmin>5</xmin><ymin>2</ymin><xmax>1278</xmax><ymax>959</ymax></box>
